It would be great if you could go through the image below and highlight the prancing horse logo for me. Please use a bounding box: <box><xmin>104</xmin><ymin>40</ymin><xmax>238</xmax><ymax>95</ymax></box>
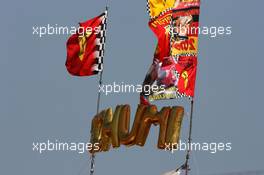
<box><xmin>181</xmin><ymin>70</ymin><xmax>189</xmax><ymax>89</ymax></box>
<box><xmin>78</xmin><ymin>31</ymin><xmax>92</xmax><ymax>61</ymax></box>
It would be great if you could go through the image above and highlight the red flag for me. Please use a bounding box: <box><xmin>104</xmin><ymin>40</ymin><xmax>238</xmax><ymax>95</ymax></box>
<box><xmin>141</xmin><ymin>1</ymin><xmax>200</xmax><ymax>104</ymax></box>
<box><xmin>66</xmin><ymin>10</ymin><xmax>107</xmax><ymax>76</ymax></box>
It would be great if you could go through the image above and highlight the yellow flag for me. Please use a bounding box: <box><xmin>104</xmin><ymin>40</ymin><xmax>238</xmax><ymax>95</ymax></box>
<box><xmin>147</xmin><ymin>0</ymin><xmax>177</xmax><ymax>18</ymax></box>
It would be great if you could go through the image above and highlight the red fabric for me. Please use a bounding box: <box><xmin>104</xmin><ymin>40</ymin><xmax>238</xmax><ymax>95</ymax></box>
<box><xmin>176</xmin><ymin>56</ymin><xmax>197</xmax><ymax>97</ymax></box>
<box><xmin>66</xmin><ymin>14</ymin><xmax>104</xmax><ymax>76</ymax></box>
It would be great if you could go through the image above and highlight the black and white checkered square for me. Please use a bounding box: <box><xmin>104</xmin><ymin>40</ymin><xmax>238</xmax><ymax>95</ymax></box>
<box><xmin>146</xmin><ymin>0</ymin><xmax>151</xmax><ymax>18</ymax></box>
<box><xmin>93</xmin><ymin>9</ymin><xmax>108</xmax><ymax>73</ymax></box>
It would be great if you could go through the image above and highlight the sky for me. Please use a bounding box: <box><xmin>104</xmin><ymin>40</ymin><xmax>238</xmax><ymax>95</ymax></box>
<box><xmin>1</xmin><ymin>0</ymin><xmax>264</xmax><ymax>175</ymax></box>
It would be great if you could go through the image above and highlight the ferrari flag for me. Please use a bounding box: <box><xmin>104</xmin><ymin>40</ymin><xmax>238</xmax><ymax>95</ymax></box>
<box><xmin>66</xmin><ymin>9</ymin><xmax>108</xmax><ymax>76</ymax></box>
<box><xmin>141</xmin><ymin>0</ymin><xmax>200</xmax><ymax>104</ymax></box>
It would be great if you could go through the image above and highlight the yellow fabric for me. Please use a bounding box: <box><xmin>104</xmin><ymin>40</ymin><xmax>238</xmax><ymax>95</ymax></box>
<box><xmin>78</xmin><ymin>31</ymin><xmax>92</xmax><ymax>61</ymax></box>
<box><xmin>148</xmin><ymin>0</ymin><xmax>177</xmax><ymax>18</ymax></box>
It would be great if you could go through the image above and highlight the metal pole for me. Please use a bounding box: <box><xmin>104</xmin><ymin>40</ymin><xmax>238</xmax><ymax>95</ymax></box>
<box><xmin>89</xmin><ymin>152</ymin><xmax>96</xmax><ymax>175</ymax></box>
<box><xmin>96</xmin><ymin>71</ymin><xmax>103</xmax><ymax>114</ymax></box>
<box><xmin>185</xmin><ymin>99</ymin><xmax>194</xmax><ymax>175</ymax></box>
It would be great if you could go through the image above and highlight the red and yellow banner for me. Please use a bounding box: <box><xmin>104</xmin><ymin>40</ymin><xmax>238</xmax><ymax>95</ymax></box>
<box><xmin>141</xmin><ymin>0</ymin><xmax>200</xmax><ymax>104</ymax></box>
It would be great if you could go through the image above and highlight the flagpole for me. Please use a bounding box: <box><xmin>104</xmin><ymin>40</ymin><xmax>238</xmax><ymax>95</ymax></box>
<box><xmin>96</xmin><ymin>71</ymin><xmax>103</xmax><ymax>114</ymax></box>
<box><xmin>89</xmin><ymin>71</ymin><xmax>103</xmax><ymax>175</ymax></box>
<box><xmin>166</xmin><ymin>2</ymin><xmax>198</xmax><ymax>175</ymax></box>
<box><xmin>185</xmin><ymin>99</ymin><xmax>194</xmax><ymax>175</ymax></box>
<box><xmin>89</xmin><ymin>5</ymin><xmax>108</xmax><ymax>175</ymax></box>
<box><xmin>169</xmin><ymin>8</ymin><xmax>195</xmax><ymax>175</ymax></box>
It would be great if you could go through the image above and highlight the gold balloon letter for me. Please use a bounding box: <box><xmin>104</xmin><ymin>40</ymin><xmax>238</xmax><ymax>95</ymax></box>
<box><xmin>90</xmin><ymin>104</ymin><xmax>184</xmax><ymax>153</ymax></box>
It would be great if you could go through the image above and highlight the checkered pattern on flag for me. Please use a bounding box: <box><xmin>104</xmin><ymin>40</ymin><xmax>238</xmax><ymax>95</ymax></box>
<box><xmin>66</xmin><ymin>9</ymin><xmax>108</xmax><ymax>76</ymax></box>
